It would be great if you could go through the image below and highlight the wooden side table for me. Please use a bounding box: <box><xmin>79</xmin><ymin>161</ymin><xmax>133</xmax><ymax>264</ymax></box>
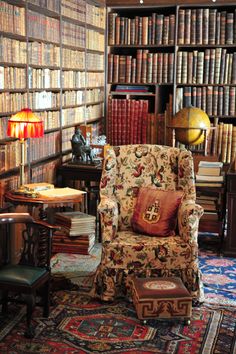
<box><xmin>4</xmin><ymin>190</ymin><xmax>84</xmax><ymax>222</ymax></box>
<box><xmin>56</xmin><ymin>163</ymin><xmax>103</xmax><ymax>240</ymax></box>
<box><xmin>4</xmin><ymin>190</ymin><xmax>85</xmax><ymax>262</ymax></box>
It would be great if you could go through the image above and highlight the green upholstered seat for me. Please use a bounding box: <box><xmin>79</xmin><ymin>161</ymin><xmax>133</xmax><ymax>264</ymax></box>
<box><xmin>0</xmin><ymin>265</ymin><xmax>47</xmax><ymax>285</ymax></box>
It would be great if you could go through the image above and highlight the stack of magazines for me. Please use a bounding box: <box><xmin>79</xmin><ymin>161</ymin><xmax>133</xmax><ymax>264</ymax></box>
<box><xmin>53</xmin><ymin>211</ymin><xmax>96</xmax><ymax>255</ymax></box>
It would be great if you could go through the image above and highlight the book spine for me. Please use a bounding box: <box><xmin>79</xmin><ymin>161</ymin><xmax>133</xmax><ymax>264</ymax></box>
<box><xmin>226</xmin><ymin>12</ymin><xmax>234</xmax><ymax>45</ymax></box>
<box><xmin>203</xmin><ymin>8</ymin><xmax>209</xmax><ymax>44</ymax></box>
<box><xmin>178</xmin><ymin>9</ymin><xmax>185</xmax><ymax>44</ymax></box>
<box><xmin>108</xmin><ymin>12</ymin><xmax>117</xmax><ymax>45</ymax></box>
<box><xmin>203</xmin><ymin>49</ymin><xmax>210</xmax><ymax>84</ymax></box>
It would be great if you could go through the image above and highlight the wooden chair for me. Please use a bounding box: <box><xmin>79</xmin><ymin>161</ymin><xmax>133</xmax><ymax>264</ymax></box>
<box><xmin>0</xmin><ymin>213</ymin><xmax>57</xmax><ymax>338</ymax></box>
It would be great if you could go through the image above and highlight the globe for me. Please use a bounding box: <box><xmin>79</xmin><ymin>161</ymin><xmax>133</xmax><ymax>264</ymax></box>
<box><xmin>171</xmin><ymin>107</ymin><xmax>211</xmax><ymax>146</ymax></box>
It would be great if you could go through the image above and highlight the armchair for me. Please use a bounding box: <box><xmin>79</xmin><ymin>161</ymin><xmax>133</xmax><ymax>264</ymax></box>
<box><xmin>92</xmin><ymin>145</ymin><xmax>204</xmax><ymax>303</ymax></box>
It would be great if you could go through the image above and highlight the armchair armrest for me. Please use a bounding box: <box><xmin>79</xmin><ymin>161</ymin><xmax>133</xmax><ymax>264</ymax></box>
<box><xmin>98</xmin><ymin>196</ymin><xmax>119</xmax><ymax>242</ymax></box>
<box><xmin>178</xmin><ymin>199</ymin><xmax>204</xmax><ymax>243</ymax></box>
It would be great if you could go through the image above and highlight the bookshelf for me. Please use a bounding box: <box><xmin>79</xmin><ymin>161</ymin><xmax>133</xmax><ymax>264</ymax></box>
<box><xmin>105</xmin><ymin>1</ymin><xmax>236</xmax><ymax>161</ymax></box>
<box><xmin>0</xmin><ymin>0</ymin><xmax>105</xmax><ymax>207</ymax></box>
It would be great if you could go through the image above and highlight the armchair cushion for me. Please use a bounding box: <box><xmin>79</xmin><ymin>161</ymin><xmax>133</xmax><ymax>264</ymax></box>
<box><xmin>131</xmin><ymin>188</ymin><xmax>183</xmax><ymax>236</ymax></box>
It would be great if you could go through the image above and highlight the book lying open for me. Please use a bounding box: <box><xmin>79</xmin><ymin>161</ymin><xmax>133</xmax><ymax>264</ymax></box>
<box><xmin>38</xmin><ymin>187</ymin><xmax>86</xmax><ymax>198</ymax></box>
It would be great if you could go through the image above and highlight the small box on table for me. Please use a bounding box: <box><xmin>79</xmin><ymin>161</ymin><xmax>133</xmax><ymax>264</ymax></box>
<box><xmin>130</xmin><ymin>277</ymin><xmax>192</xmax><ymax>323</ymax></box>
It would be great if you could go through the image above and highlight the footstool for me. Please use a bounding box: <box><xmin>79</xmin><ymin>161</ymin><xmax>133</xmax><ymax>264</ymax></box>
<box><xmin>130</xmin><ymin>277</ymin><xmax>192</xmax><ymax>324</ymax></box>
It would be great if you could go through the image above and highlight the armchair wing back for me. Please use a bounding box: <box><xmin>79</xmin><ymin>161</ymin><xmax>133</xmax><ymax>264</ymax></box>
<box><xmin>100</xmin><ymin>145</ymin><xmax>196</xmax><ymax>231</ymax></box>
<box><xmin>92</xmin><ymin>145</ymin><xmax>204</xmax><ymax>303</ymax></box>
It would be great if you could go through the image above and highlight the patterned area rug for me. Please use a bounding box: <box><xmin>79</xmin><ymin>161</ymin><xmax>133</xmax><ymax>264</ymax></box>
<box><xmin>199</xmin><ymin>233</ymin><xmax>236</xmax><ymax>307</ymax></box>
<box><xmin>0</xmin><ymin>291</ymin><xmax>235</xmax><ymax>353</ymax></box>
<box><xmin>1</xmin><ymin>241</ymin><xmax>236</xmax><ymax>353</ymax></box>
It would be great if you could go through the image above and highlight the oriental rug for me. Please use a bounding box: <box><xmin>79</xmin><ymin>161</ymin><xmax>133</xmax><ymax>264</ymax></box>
<box><xmin>0</xmin><ymin>291</ymin><xmax>236</xmax><ymax>354</ymax></box>
<box><xmin>1</xmin><ymin>241</ymin><xmax>236</xmax><ymax>353</ymax></box>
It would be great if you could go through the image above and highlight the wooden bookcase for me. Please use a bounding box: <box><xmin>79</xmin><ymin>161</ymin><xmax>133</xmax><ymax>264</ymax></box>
<box><xmin>105</xmin><ymin>0</ymin><xmax>236</xmax><ymax>161</ymax></box>
<box><xmin>0</xmin><ymin>0</ymin><xmax>105</xmax><ymax>206</ymax></box>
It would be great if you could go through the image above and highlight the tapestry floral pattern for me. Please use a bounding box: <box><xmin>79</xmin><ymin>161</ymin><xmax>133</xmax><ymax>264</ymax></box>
<box><xmin>92</xmin><ymin>145</ymin><xmax>204</xmax><ymax>302</ymax></box>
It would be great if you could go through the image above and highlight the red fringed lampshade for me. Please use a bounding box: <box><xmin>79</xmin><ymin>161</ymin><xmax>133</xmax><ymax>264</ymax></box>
<box><xmin>7</xmin><ymin>108</ymin><xmax>44</xmax><ymax>139</ymax></box>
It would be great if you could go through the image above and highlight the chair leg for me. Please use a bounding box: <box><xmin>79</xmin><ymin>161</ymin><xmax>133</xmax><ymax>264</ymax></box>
<box><xmin>1</xmin><ymin>290</ymin><xmax>8</xmax><ymax>314</ymax></box>
<box><xmin>43</xmin><ymin>281</ymin><xmax>50</xmax><ymax>318</ymax></box>
<box><xmin>24</xmin><ymin>294</ymin><xmax>35</xmax><ymax>339</ymax></box>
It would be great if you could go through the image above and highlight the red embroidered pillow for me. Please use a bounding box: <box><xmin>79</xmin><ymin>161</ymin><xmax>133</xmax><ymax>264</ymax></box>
<box><xmin>131</xmin><ymin>187</ymin><xmax>183</xmax><ymax>236</ymax></box>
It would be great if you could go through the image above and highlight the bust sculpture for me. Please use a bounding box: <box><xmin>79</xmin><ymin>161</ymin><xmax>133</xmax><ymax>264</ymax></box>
<box><xmin>71</xmin><ymin>128</ymin><xmax>94</xmax><ymax>163</ymax></box>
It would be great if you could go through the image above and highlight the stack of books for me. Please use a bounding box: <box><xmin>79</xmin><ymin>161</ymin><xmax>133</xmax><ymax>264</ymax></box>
<box><xmin>52</xmin><ymin>211</ymin><xmax>96</xmax><ymax>255</ymax></box>
<box><xmin>195</xmin><ymin>161</ymin><xmax>224</xmax><ymax>187</ymax></box>
<box><xmin>195</xmin><ymin>160</ymin><xmax>224</xmax><ymax>235</ymax></box>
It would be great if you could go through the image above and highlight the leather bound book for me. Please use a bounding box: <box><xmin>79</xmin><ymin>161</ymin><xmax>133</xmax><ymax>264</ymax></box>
<box><xmin>156</xmin><ymin>14</ymin><xmax>164</xmax><ymax>45</ymax></box>
<box><xmin>226</xmin><ymin>12</ymin><xmax>234</xmax><ymax>45</ymax></box>
<box><xmin>163</xmin><ymin>16</ymin><xmax>169</xmax><ymax>45</ymax></box>
<box><xmin>220</xmin><ymin>11</ymin><xmax>226</xmax><ymax>45</ymax></box>
<box><xmin>108</xmin><ymin>12</ymin><xmax>117</xmax><ymax>45</ymax></box>
<box><xmin>190</xmin><ymin>9</ymin><xmax>196</xmax><ymax>45</ymax></box>
<box><xmin>169</xmin><ymin>14</ymin><xmax>175</xmax><ymax>45</ymax></box>
<box><xmin>178</xmin><ymin>8</ymin><xmax>185</xmax><ymax>44</ymax></box>
<box><xmin>209</xmin><ymin>8</ymin><xmax>217</xmax><ymax>45</ymax></box>
<box><xmin>184</xmin><ymin>9</ymin><xmax>191</xmax><ymax>45</ymax></box>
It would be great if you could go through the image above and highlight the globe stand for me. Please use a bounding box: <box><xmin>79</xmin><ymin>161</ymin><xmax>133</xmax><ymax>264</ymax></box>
<box><xmin>170</xmin><ymin>127</ymin><xmax>208</xmax><ymax>156</ymax></box>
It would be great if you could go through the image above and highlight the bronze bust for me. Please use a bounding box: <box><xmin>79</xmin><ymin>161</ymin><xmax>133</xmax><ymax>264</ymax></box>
<box><xmin>71</xmin><ymin>128</ymin><xmax>94</xmax><ymax>163</ymax></box>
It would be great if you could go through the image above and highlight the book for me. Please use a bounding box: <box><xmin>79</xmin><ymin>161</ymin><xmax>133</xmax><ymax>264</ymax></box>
<box><xmin>197</xmin><ymin>166</ymin><xmax>222</xmax><ymax>176</ymax></box>
<box><xmin>195</xmin><ymin>182</ymin><xmax>223</xmax><ymax>187</ymax></box>
<box><xmin>198</xmin><ymin>161</ymin><xmax>223</xmax><ymax>168</ymax></box>
<box><xmin>195</xmin><ymin>174</ymin><xmax>224</xmax><ymax>182</ymax></box>
<box><xmin>23</xmin><ymin>182</ymin><xmax>54</xmax><ymax>192</ymax></box>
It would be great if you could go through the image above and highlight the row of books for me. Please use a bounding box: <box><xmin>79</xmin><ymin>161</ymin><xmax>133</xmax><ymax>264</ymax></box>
<box><xmin>207</xmin><ymin>122</ymin><xmax>236</xmax><ymax>164</ymax></box>
<box><xmin>107</xmin><ymin>98</ymin><xmax>149</xmax><ymax>145</ymax></box>
<box><xmin>28</xmin><ymin>10</ymin><xmax>60</xmax><ymax>43</ymax></box>
<box><xmin>1</xmin><ymin>70</ymin><xmax>103</xmax><ymax>92</ymax></box>
<box><xmin>28</xmin><ymin>68</ymin><xmax>61</xmax><ymax>89</ymax></box>
<box><xmin>0</xmin><ymin>36</ymin><xmax>103</xmax><ymax>71</ymax></box>
<box><xmin>28</xmin><ymin>0</ymin><xmax>60</xmax><ymax>13</ymax></box>
<box><xmin>29</xmin><ymin>42</ymin><xmax>61</xmax><ymax>68</ymax></box>
<box><xmin>61</xmin><ymin>0</ymin><xmax>86</xmax><ymax>23</ymax></box>
<box><xmin>0</xmin><ymin>141</ymin><xmax>24</xmax><ymax>173</ymax></box>
<box><xmin>27</xmin><ymin>1</ymin><xmax>104</xmax><ymax>29</ymax></box>
<box><xmin>108</xmin><ymin>51</ymin><xmax>174</xmax><ymax>84</ymax></box>
<box><xmin>52</xmin><ymin>211</ymin><xmax>96</xmax><ymax>255</ymax></box>
<box><xmin>0</xmin><ymin>2</ymin><xmax>25</xmax><ymax>36</ymax></box>
<box><xmin>86</xmin><ymin>3</ymin><xmax>106</xmax><ymax>29</ymax></box>
<box><xmin>176</xmin><ymin>86</ymin><xmax>236</xmax><ymax>117</ymax></box>
<box><xmin>108</xmin><ymin>12</ymin><xmax>175</xmax><ymax>46</ymax></box>
<box><xmin>30</xmin><ymin>131</ymin><xmax>60</xmax><ymax>163</ymax></box>
<box><xmin>0</xmin><ymin>37</ymin><xmax>27</xmax><ymax>64</ymax></box>
<box><xmin>61</xmin><ymin>21</ymin><xmax>85</xmax><ymax>48</ymax></box>
<box><xmin>62</xmin><ymin>127</ymin><xmax>75</xmax><ymax>151</ymax></box>
<box><xmin>0</xmin><ymin>67</ymin><xmax>26</xmax><ymax>90</ymax></box>
<box><xmin>176</xmin><ymin>50</ymin><xmax>236</xmax><ymax>85</ymax></box>
<box><xmin>146</xmin><ymin>113</ymin><xmax>166</xmax><ymax>145</ymax></box>
<box><xmin>86</xmin><ymin>53</ymin><xmax>104</xmax><ymax>71</ymax></box>
<box><xmin>0</xmin><ymin>36</ymin><xmax>104</xmax><ymax>70</ymax></box>
<box><xmin>86</xmin><ymin>30</ymin><xmax>105</xmax><ymax>52</ymax></box>
<box><xmin>178</xmin><ymin>8</ymin><xmax>236</xmax><ymax>45</ymax></box>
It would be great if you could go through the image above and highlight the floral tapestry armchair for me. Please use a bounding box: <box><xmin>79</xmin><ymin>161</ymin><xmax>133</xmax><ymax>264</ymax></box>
<box><xmin>92</xmin><ymin>145</ymin><xmax>204</xmax><ymax>303</ymax></box>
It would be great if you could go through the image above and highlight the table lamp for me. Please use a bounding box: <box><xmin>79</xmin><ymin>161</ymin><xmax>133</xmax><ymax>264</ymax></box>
<box><xmin>7</xmin><ymin>108</ymin><xmax>44</xmax><ymax>193</ymax></box>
